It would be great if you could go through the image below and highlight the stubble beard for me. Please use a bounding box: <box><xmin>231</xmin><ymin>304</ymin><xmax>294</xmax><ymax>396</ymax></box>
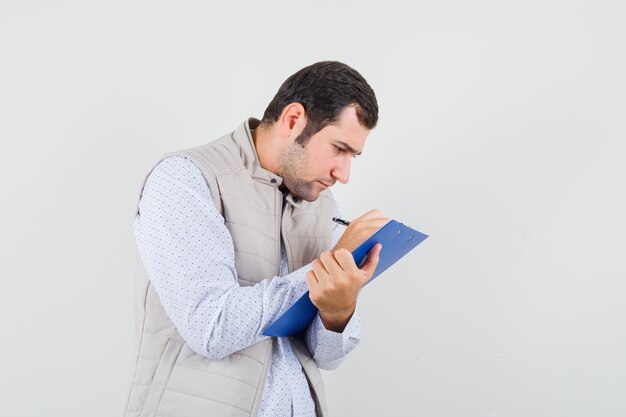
<box><xmin>278</xmin><ymin>142</ymin><xmax>319</xmax><ymax>202</ymax></box>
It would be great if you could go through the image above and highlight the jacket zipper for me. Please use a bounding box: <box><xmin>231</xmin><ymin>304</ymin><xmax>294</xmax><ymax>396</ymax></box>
<box><xmin>275</xmin><ymin>188</ymin><xmax>282</xmax><ymax>275</ymax></box>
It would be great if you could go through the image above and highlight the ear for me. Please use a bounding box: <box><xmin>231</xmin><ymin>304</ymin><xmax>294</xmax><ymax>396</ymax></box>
<box><xmin>278</xmin><ymin>102</ymin><xmax>307</xmax><ymax>138</ymax></box>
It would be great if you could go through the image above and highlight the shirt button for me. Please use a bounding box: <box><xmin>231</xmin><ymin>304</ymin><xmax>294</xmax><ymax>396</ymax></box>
<box><xmin>271</xmin><ymin>179</ymin><xmax>277</xmax><ymax>184</ymax></box>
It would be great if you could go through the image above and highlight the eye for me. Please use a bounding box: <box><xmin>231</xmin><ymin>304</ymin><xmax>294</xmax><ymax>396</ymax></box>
<box><xmin>334</xmin><ymin>144</ymin><xmax>358</xmax><ymax>158</ymax></box>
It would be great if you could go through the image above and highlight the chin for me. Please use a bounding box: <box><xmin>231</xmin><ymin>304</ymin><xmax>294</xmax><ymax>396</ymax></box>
<box><xmin>287</xmin><ymin>181</ymin><xmax>323</xmax><ymax>202</ymax></box>
<box><xmin>294</xmin><ymin>189</ymin><xmax>320</xmax><ymax>202</ymax></box>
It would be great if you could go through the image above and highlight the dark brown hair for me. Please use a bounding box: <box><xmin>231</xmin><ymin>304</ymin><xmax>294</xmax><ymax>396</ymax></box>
<box><xmin>261</xmin><ymin>61</ymin><xmax>378</xmax><ymax>145</ymax></box>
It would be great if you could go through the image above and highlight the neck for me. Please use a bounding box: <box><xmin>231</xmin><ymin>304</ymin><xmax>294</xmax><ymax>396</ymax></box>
<box><xmin>252</xmin><ymin>123</ymin><xmax>282</xmax><ymax>174</ymax></box>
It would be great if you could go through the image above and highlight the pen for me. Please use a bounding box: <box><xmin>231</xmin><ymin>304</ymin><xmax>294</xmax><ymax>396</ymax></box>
<box><xmin>332</xmin><ymin>217</ymin><xmax>351</xmax><ymax>226</ymax></box>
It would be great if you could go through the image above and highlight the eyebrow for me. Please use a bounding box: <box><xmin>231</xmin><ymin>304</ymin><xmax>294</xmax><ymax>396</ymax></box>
<box><xmin>336</xmin><ymin>140</ymin><xmax>362</xmax><ymax>156</ymax></box>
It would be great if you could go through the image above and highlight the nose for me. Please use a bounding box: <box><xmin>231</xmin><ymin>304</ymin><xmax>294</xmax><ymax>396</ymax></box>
<box><xmin>331</xmin><ymin>154</ymin><xmax>351</xmax><ymax>184</ymax></box>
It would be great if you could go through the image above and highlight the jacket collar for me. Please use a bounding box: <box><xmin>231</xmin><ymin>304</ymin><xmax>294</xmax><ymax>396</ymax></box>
<box><xmin>231</xmin><ymin>118</ymin><xmax>304</xmax><ymax>207</ymax></box>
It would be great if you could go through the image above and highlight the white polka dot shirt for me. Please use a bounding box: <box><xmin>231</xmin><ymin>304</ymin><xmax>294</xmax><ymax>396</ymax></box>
<box><xmin>134</xmin><ymin>155</ymin><xmax>361</xmax><ymax>417</ymax></box>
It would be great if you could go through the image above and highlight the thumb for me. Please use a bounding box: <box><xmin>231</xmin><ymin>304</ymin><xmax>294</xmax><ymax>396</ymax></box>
<box><xmin>359</xmin><ymin>243</ymin><xmax>382</xmax><ymax>282</ymax></box>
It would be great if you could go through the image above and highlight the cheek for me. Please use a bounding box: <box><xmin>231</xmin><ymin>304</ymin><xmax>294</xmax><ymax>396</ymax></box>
<box><xmin>310</xmin><ymin>152</ymin><xmax>329</xmax><ymax>166</ymax></box>
<box><xmin>318</xmin><ymin>161</ymin><xmax>336</xmax><ymax>178</ymax></box>
<box><xmin>306</xmin><ymin>148</ymin><xmax>335</xmax><ymax>177</ymax></box>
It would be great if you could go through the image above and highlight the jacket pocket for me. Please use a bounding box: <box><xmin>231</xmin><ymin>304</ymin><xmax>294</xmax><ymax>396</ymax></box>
<box><xmin>141</xmin><ymin>338</ymin><xmax>183</xmax><ymax>417</ymax></box>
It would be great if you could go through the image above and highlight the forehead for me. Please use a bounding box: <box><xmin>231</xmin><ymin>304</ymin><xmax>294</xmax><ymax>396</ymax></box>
<box><xmin>318</xmin><ymin>106</ymin><xmax>370</xmax><ymax>149</ymax></box>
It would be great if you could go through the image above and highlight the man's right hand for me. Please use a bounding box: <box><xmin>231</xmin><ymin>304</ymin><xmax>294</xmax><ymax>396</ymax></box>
<box><xmin>333</xmin><ymin>209</ymin><xmax>390</xmax><ymax>253</ymax></box>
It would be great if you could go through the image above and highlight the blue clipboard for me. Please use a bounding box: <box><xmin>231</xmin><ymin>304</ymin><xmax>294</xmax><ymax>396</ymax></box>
<box><xmin>263</xmin><ymin>220</ymin><xmax>428</xmax><ymax>337</ymax></box>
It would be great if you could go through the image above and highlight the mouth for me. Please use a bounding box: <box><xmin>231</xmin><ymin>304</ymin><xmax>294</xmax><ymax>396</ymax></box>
<box><xmin>318</xmin><ymin>181</ymin><xmax>333</xmax><ymax>189</ymax></box>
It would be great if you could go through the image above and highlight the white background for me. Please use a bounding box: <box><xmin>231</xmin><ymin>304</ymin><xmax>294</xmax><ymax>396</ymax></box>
<box><xmin>1</xmin><ymin>1</ymin><xmax>625</xmax><ymax>416</ymax></box>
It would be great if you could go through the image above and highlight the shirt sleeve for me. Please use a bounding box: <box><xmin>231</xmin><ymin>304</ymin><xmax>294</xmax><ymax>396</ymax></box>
<box><xmin>133</xmin><ymin>155</ymin><xmax>311</xmax><ymax>360</ymax></box>
<box><xmin>304</xmin><ymin>202</ymin><xmax>362</xmax><ymax>370</ymax></box>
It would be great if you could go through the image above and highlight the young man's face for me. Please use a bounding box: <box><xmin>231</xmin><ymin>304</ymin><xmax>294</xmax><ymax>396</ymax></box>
<box><xmin>278</xmin><ymin>106</ymin><xmax>370</xmax><ymax>202</ymax></box>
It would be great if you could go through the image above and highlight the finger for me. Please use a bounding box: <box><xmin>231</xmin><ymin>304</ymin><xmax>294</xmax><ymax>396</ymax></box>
<box><xmin>345</xmin><ymin>218</ymin><xmax>390</xmax><ymax>247</ymax></box>
<box><xmin>348</xmin><ymin>218</ymin><xmax>389</xmax><ymax>236</ymax></box>
<box><xmin>360</xmin><ymin>217</ymin><xmax>391</xmax><ymax>231</ymax></box>
<box><xmin>360</xmin><ymin>243</ymin><xmax>382</xmax><ymax>282</ymax></box>
<box><xmin>311</xmin><ymin>259</ymin><xmax>331</xmax><ymax>290</ymax></box>
<box><xmin>312</xmin><ymin>258</ymin><xmax>330</xmax><ymax>277</ymax></box>
<box><xmin>306</xmin><ymin>270</ymin><xmax>319</xmax><ymax>285</ymax></box>
<box><xmin>320</xmin><ymin>250</ymin><xmax>344</xmax><ymax>275</ymax></box>
<box><xmin>355</xmin><ymin>209</ymin><xmax>384</xmax><ymax>221</ymax></box>
<box><xmin>305</xmin><ymin>271</ymin><xmax>319</xmax><ymax>292</ymax></box>
<box><xmin>333</xmin><ymin>248</ymin><xmax>358</xmax><ymax>272</ymax></box>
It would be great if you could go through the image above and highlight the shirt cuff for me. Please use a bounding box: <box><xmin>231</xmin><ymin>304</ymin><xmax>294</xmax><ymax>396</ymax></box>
<box><xmin>312</xmin><ymin>306</ymin><xmax>362</xmax><ymax>346</ymax></box>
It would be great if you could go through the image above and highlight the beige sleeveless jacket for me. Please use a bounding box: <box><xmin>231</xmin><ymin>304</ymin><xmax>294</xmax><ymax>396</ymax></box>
<box><xmin>125</xmin><ymin>119</ymin><xmax>336</xmax><ymax>417</ymax></box>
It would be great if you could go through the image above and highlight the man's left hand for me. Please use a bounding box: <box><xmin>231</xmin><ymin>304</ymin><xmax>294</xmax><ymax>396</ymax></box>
<box><xmin>305</xmin><ymin>243</ymin><xmax>382</xmax><ymax>332</ymax></box>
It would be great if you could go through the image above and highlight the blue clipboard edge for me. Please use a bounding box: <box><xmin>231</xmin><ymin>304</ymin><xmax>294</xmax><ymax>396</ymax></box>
<box><xmin>356</xmin><ymin>220</ymin><xmax>429</xmax><ymax>285</ymax></box>
<box><xmin>263</xmin><ymin>220</ymin><xmax>428</xmax><ymax>337</ymax></box>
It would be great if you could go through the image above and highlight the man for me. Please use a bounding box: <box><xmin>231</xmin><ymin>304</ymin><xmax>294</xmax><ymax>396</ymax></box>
<box><xmin>125</xmin><ymin>61</ymin><xmax>388</xmax><ymax>417</ymax></box>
